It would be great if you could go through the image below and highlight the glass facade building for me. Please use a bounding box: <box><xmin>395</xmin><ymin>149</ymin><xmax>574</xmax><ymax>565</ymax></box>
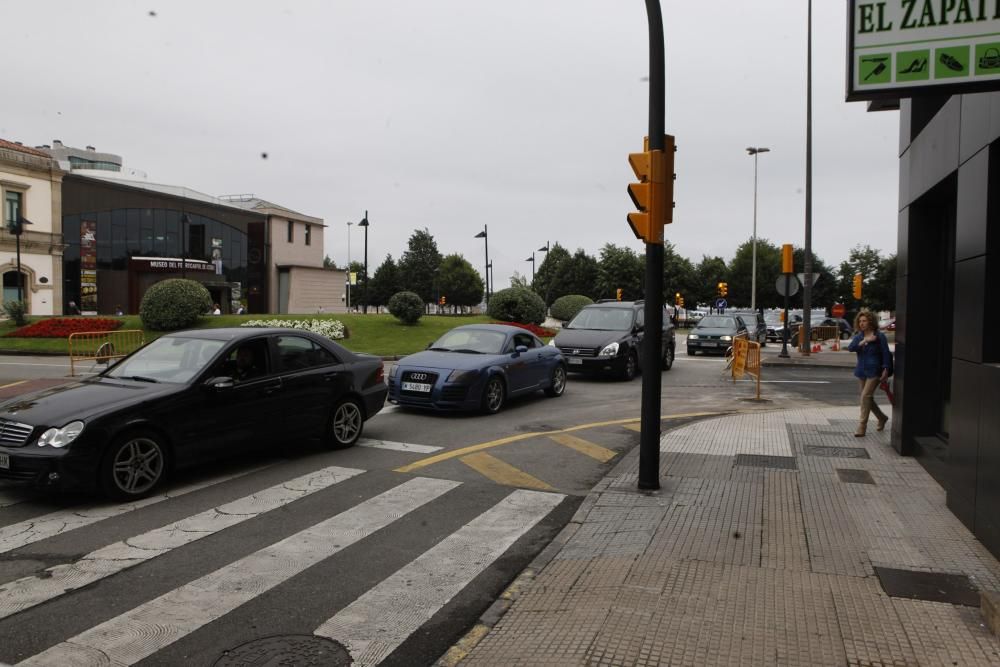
<box><xmin>61</xmin><ymin>175</ymin><xmax>270</xmax><ymax>314</ymax></box>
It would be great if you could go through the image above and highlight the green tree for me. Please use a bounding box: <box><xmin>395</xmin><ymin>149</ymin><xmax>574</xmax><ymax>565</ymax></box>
<box><xmin>397</xmin><ymin>228</ymin><xmax>443</xmax><ymax>306</ymax></box>
<box><xmin>509</xmin><ymin>271</ymin><xmax>530</xmax><ymax>289</ymax></box>
<box><xmin>596</xmin><ymin>244</ymin><xmax>644</xmax><ymax>301</ymax></box>
<box><xmin>789</xmin><ymin>248</ymin><xmax>837</xmax><ymax>310</ymax></box>
<box><xmin>367</xmin><ymin>254</ymin><xmax>400</xmax><ymax>313</ymax></box>
<box><xmin>532</xmin><ymin>243</ymin><xmax>571</xmax><ymax>305</ymax></box>
<box><xmin>662</xmin><ymin>242</ymin><xmax>698</xmax><ymax>305</ymax></box>
<box><xmin>559</xmin><ymin>249</ymin><xmax>601</xmax><ymax>300</ymax></box>
<box><xmin>438</xmin><ymin>253</ymin><xmax>485</xmax><ymax>310</ymax></box>
<box><xmin>868</xmin><ymin>254</ymin><xmax>897</xmax><ymax>312</ymax></box>
<box><xmin>726</xmin><ymin>239</ymin><xmax>783</xmax><ymax>309</ymax></box>
<box><xmin>693</xmin><ymin>256</ymin><xmax>728</xmax><ymax>308</ymax></box>
<box><xmin>323</xmin><ymin>255</ymin><xmax>338</xmax><ymax>270</ymax></box>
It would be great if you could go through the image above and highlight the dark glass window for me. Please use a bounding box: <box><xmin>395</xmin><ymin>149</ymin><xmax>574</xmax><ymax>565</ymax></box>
<box><xmin>4</xmin><ymin>190</ymin><xmax>22</xmax><ymax>226</ymax></box>
<box><xmin>287</xmin><ymin>220</ymin><xmax>293</xmax><ymax>243</ymax></box>
<box><xmin>189</xmin><ymin>223</ymin><xmax>206</xmax><ymax>261</ymax></box>
<box><xmin>305</xmin><ymin>225</ymin><xmax>311</xmax><ymax>246</ymax></box>
<box><xmin>165</xmin><ymin>210</ymin><xmax>179</xmax><ymax>257</ymax></box>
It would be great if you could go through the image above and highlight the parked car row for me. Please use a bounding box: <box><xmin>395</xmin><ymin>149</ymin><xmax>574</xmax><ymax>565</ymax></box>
<box><xmin>0</xmin><ymin>302</ymin><xmax>678</xmax><ymax>501</ymax></box>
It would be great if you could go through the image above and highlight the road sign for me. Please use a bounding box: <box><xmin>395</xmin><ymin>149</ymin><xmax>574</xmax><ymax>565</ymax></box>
<box><xmin>832</xmin><ymin>303</ymin><xmax>846</xmax><ymax>318</ymax></box>
<box><xmin>776</xmin><ymin>276</ymin><xmax>799</xmax><ymax>297</ymax></box>
<box><xmin>715</xmin><ymin>298</ymin><xmax>727</xmax><ymax>310</ymax></box>
<box><xmin>797</xmin><ymin>272</ymin><xmax>821</xmax><ymax>287</ymax></box>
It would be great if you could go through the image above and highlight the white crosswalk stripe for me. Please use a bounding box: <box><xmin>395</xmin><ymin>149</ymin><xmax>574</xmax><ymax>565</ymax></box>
<box><xmin>18</xmin><ymin>476</ymin><xmax>461</xmax><ymax>667</ymax></box>
<box><xmin>358</xmin><ymin>438</ymin><xmax>442</xmax><ymax>454</ymax></box>
<box><xmin>0</xmin><ymin>465</ymin><xmax>363</xmax><ymax>621</ymax></box>
<box><xmin>0</xmin><ymin>464</ymin><xmax>271</xmax><ymax>555</ymax></box>
<box><xmin>315</xmin><ymin>489</ymin><xmax>565</xmax><ymax>666</ymax></box>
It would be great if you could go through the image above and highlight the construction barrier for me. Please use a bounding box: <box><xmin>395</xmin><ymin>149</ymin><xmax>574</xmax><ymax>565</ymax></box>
<box><xmin>731</xmin><ymin>337</ymin><xmax>762</xmax><ymax>400</ymax></box>
<box><xmin>68</xmin><ymin>329</ymin><xmax>145</xmax><ymax>376</ymax></box>
<box><xmin>796</xmin><ymin>325</ymin><xmax>842</xmax><ymax>352</ymax></box>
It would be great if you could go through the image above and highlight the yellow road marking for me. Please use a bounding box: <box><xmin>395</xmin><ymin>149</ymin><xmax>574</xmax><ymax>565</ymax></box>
<box><xmin>459</xmin><ymin>452</ymin><xmax>553</xmax><ymax>491</ymax></box>
<box><xmin>623</xmin><ymin>423</ymin><xmax>643</xmax><ymax>433</ymax></box>
<box><xmin>548</xmin><ymin>433</ymin><xmax>616</xmax><ymax>463</ymax></box>
<box><xmin>0</xmin><ymin>380</ymin><xmax>26</xmax><ymax>390</ymax></box>
<box><xmin>437</xmin><ymin>624</ymin><xmax>491</xmax><ymax>667</ymax></box>
<box><xmin>394</xmin><ymin>410</ymin><xmax>728</xmax><ymax>474</ymax></box>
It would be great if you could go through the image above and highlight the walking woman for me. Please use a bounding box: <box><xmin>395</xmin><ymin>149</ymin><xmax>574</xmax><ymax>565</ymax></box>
<box><xmin>847</xmin><ymin>309</ymin><xmax>891</xmax><ymax>437</ymax></box>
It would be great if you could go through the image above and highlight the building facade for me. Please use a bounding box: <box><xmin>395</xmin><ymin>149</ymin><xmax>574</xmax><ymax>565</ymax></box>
<box><xmin>894</xmin><ymin>91</ymin><xmax>1000</xmax><ymax>558</ymax></box>
<box><xmin>0</xmin><ymin>140</ymin><xmax>65</xmax><ymax>315</ymax></box>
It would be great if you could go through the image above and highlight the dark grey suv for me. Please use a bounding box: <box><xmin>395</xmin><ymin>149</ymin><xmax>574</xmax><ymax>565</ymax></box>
<box><xmin>733</xmin><ymin>311</ymin><xmax>767</xmax><ymax>346</ymax></box>
<box><xmin>550</xmin><ymin>301</ymin><xmax>675</xmax><ymax>380</ymax></box>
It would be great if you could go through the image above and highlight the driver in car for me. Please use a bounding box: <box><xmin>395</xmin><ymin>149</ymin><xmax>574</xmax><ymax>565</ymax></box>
<box><xmin>234</xmin><ymin>346</ymin><xmax>261</xmax><ymax>381</ymax></box>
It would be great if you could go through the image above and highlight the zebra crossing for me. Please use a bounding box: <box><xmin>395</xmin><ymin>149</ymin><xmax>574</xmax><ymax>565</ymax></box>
<box><xmin>0</xmin><ymin>458</ymin><xmax>567</xmax><ymax>666</ymax></box>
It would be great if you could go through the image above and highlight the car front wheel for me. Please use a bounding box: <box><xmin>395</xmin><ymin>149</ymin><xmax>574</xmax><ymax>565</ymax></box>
<box><xmin>481</xmin><ymin>376</ymin><xmax>506</xmax><ymax>414</ymax></box>
<box><xmin>621</xmin><ymin>350</ymin><xmax>638</xmax><ymax>381</ymax></box>
<box><xmin>662</xmin><ymin>345</ymin><xmax>674</xmax><ymax>371</ymax></box>
<box><xmin>101</xmin><ymin>430</ymin><xmax>167</xmax><ymax>500</ymax></box>
<box><xmin>545</xmin><ymin>364</ymin><xmax>567</xmax><ymax>397</ymax></box>
<box><xmin>329</xmin><ymin>397</ymin><xmax>365</xmax><ymax>448</ymax></box>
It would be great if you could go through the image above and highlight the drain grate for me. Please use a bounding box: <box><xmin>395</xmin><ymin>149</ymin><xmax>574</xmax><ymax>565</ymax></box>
<box><xmin>802</xmin><ymin>445</ymin><xmax>871</xmax><ymax>459</ymax></box>
<box><xmin>735</xmin><ymin>454</ymin><xmax>797</xmax><ymax>470</ymax></box>
<box><xmin>874</xmin><ymin>567</ymin><xmax>981</xmax><ymax>607</ymax></box>
<box><xmin>836</xmin><ymin>468</ymin><xmax>875</xmax><ymax>484</ymax></box>
<box><xmin>215</xmin><ymin>635</ymin><xmax>351</xmax><ymax>666</ymax></box>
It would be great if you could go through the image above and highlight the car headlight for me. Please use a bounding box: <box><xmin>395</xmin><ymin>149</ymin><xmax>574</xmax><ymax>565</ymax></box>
<box><xmin>447</xmin><ymin>369</ymin><xmax>479</xmax><ymax>383</ymax></box>
<box><xmin>38</xmin><ymin>421</ymin><xmax>85</xmax><ymax>448</ymax></box>
<box><xmin>548</xmin><ymin>339</ymin><xmax>555</xmax><ymax>347</ymax></box>
<box><xmin>720</xmin><ymin>335</ymin><xmax>733</xmax><ymax>341</ymax></box>
<box><xmin>389</xmin><ymin>364</ymin><xmax>399</xmax><ymax>378</ymax></box>
<box><xmin>688</xmin><ymin>334</ymin><xmax>699</xmax><ymax>340</ymax></box>
<box><xmin>599</xmin><ymin>342</ymin><xmax>619</xmax><ymax>357</ymax></box>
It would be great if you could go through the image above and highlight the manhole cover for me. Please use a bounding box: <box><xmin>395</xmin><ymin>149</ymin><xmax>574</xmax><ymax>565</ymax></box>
<box><xmin>874</xmin><ymin>567</ymin><xmax>981</xmax><ymax>606</ymax></box>
<box><xmin>734</xmin><ymin>454</ymin><xmax>797</xmax><ymax>470</ymax></box>
<box><xmin>802</xmin><ymin>445</ymin><xmax>870</xmax><ymax>459</ymax></box>
<box><xmin>215</xmin><ymin>635</ymin><xmax>351</xmax><ymax>667</ymax></box>
<box><xmin>836</xmin><ymin>468</ymin><xmax>875</xmax><ymax>484</ymax></box>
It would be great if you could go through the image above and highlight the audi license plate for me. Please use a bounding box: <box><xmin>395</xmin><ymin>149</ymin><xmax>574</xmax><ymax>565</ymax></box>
<box><xmin>402</xmin><ymin>381</ymin><xmax>432</xmax><ymax>393</ymax></box>
<box><xmin>568</xmin><ymin>358</ymin><xmax>583</xmax><ymax>365</ymax></box>
<box><xmin>0</xmin><ymin>453</ymin><xmax>9</xmax><ymax>470</ymax></box>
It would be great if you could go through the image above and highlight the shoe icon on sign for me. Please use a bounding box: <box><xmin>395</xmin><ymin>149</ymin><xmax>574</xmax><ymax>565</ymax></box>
<box><xmin>899</xmin><ymin>58</ymin><xmax>927</xmax><ymax>74</ymax></box>
<box><xmin>940</xmin><ymin>53</ymin><xmax>964</xmax><ymax>72</ymax></box>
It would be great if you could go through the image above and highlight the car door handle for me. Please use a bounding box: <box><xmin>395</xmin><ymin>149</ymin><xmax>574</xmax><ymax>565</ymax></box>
<box><xmin>323</xmin><ymin>372</ymin><xmax>337</xmax><ymax>382</ymax></box>
<box><xmin>262</xmin><ymin>380</ymin><xmax>282</xmax><ymax>395</ymax></box>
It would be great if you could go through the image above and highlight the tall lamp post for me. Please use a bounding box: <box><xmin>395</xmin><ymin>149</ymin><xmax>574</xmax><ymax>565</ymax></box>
<box><xmin>802</xmin><ymin>0</ymin><xmax>815</xmax><ymax>355</ymax></box>
<box><xmin>525</xmin><ymin>253</ymin><xmax>535</xmax><ymax>281</ymax></box>
<box><xmin>7</xmin><ymin>215</ymin><xmax>31</xmax><ymax>303</ymax></box>
<box><xmin>486</xmin><ymin>261</ymin><xmax>493</xmax><ymax>300</ymax></box>
<box><xmin>358</xmin><ymin>211</ymin><xmax>369</xmax><ymax>314</ymax></box>
<box><xmin>746</xmin><ymin>147</ymin><xmax>770</xmax><ymax>312</ymax></box>
<box><xmin>474</xmin><ymin>226</ymin><xmax>489</xmax><ymax>305</ymax></box>
<box><xmin>346</xmin><ymin>221</ymin><xmax>353</xmax><ymax>310</ymax></box>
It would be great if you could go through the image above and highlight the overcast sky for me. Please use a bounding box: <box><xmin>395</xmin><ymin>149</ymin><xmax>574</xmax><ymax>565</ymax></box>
<box><xmin>4</xmin><ymin>1</ymin><xmax>900</xmax><ymax>288</ymax></box>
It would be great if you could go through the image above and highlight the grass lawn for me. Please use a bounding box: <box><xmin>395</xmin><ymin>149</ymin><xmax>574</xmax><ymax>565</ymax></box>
<box><xmin>0</xmin><ymin>313</ymin><xmax>494</xmax><ymax>357</ymax></box>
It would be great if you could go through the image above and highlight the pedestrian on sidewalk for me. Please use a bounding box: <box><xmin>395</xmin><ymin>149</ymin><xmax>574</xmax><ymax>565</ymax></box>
<box><xmin>847</xmin><ymin>309</ymin><xmax>890</xmax><ymax>437</ymax></box>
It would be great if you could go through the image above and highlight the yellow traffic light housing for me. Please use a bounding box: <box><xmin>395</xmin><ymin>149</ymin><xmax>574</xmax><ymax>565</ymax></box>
<box><xmin>616</xmin><ymin>288</ymin><xmax>623</xmax><ymax>301</ymax></box>
<box><xmin>852</xmin><ymin>273</ymin><xmax>863</xmax><ymax>300</ymax></box>
<box><xmin>627</xmin><ymin>136</ymin><xmax>675</xmax><ymax>244</ymax></box>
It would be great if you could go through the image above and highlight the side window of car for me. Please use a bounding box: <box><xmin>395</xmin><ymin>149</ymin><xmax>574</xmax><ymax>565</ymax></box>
<box><xmin>276</xmin><ymin>336</ymin><xmax>334</xmax><ymax>371</ymax></box>
<box><xmin>635</xmin><ymin>309</ymin><xmax>644</xmax><ymax>329</ymax></box>
<box><xmin>513</xmin><ymin>333</ymin><xmax>535</xmax><ymax>349</ymax></box>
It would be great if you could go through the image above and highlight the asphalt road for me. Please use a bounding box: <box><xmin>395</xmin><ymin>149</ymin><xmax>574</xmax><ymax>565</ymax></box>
<box><xmin>0</xmin><ymin>353</ymin><xmax>860</xmax><ymax>666</ymax></box>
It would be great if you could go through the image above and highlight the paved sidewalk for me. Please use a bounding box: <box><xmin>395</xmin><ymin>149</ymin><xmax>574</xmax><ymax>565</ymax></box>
<box><xmin>452</xmin><ymin>407</ymin><xmax>1000</xmax><ymax>666</ymax></box>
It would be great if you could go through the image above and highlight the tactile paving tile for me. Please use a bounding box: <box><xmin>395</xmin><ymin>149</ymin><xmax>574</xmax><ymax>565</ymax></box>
<box><xmin>831</xmin><ymin>576</ymin><xmax>919</xmax><ymax>665</ymax></box>
<box><xmin>662</xmin><ymin>452</ymin><xmax>735</xmax><ymax>481</ymax></box>
<box><xmin>892</xmin><ymin>597</ymin><xmax>1000</xmax><ymax>664</ymax></box>
<box><xmin>761</xmin><ymin>470</ymin><xmax>811</xmax><ymax>571</ymax></box>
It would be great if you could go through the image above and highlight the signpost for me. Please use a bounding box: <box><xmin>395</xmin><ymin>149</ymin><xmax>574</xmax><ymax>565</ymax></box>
<box><xmin>847</xmin><ymin>1</ymin><xmax>1000</xmax><ymax>102</ymax></box>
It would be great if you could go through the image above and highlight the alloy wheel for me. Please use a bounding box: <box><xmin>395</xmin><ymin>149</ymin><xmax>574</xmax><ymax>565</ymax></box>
<box><xmin>111</xmin><ymin>436</ymin><xmax>164</xmax><ymax>496</ymax></box>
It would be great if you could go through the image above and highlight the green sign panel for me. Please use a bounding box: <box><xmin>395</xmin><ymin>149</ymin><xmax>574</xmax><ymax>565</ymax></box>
<box><xmin>848</xmin><ymin>1</ymin><xmax>1000</xmax><ymax>101</ymax></box>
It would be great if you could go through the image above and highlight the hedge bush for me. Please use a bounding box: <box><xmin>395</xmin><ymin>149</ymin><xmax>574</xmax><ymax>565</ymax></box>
<box><xmin>388</xmin><ymin>291</ymin><xmax>424</xmax><ymax>325</ymax></box>
<box><xmin>139</xmin><ymin>279</ymin><xmax>212</xmax><ymax>331</ymax></box>
<box><xmin>550</xmin><ymin>294</ymin><xmax>594</xmax><ymax>322</ymax></box>
<box><xmin>486</xmin><ymin>287</ymin><xmax>546</xmax><ymax>325</ymax></box>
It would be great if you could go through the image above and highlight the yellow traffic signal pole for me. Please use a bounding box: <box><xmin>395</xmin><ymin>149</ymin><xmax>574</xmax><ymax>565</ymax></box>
<box><xmin>638</xmin><ymin>0</ymin><xmax>666</xmax><ymax>492</ymax></box>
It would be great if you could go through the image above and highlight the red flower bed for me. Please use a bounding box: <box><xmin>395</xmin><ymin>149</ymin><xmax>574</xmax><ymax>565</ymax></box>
<box><xmin>7</xmin><ymin>317</ymin><xmax>123</xmax><ymax>338</ymax></box>
<box><xmin>493</xmin><ymin>321</ymin><xmax>557</xmax><ymax>337</ymax></box>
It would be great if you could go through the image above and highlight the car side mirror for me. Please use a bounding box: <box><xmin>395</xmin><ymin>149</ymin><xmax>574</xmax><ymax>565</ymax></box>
<box><xmin>205</xmin><ymin>376</ymin><xmax>235</xmax><ymax>390</ymax></box>
<box><xmin>561</xmin><ymin>322</ymin><xmax>568</xmax><ymax>328</ymax></box>
<box><xmin>513</xmin><ymin>345</ymin><xmax>528</xmax><ymax>356</ymax></box>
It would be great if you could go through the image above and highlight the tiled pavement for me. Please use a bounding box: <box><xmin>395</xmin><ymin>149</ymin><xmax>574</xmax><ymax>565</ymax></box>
<box><xmin>455</xmin><ymin>407</ymin><xmax>1000</xmax><ymax>666</ymax></box>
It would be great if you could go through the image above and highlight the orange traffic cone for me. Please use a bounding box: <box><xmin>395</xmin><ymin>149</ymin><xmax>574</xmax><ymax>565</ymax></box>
<box><xmin>832</xmin><ymin>337</ymin><xmax>840</xmax><ymax>351</ymax></box>
<box><xmin>812</xmin><ymin>343</ymin><xmax>821</xmax><ymax>353</ymax></box>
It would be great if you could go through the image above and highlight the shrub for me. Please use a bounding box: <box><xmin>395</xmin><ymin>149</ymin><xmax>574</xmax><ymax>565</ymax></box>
<box><xmin>6</xmin><ymin>317</ymin><xmax>122</xmax><ymax>338</ymax></box>
<box><xmin>241</xmin><ymin>318</ymin><xmax>347</xmax><ymax>340</ymax></box>
<box><xmin>550</xmin><ymin>294</ymin><xmax>594</xmax><ymax>322</ymax></box>
<box><xmin>487</xmin><ymin>287</ymin><xmax>546</xmax><ymax>325</ymax></box>
<box><xmin>388</xmin><ymin>291</ymin><xmax>424</xmax><ymax>325</ymax></box>
<box><xmin>2</xmin><ymin>300</ymin><xmax>28</xmax><ymax>327</ymax></box>
<box><xmin>139</xmin><ymin>279</ymin><xmax>212</xmax><ymax>331</ymax></box>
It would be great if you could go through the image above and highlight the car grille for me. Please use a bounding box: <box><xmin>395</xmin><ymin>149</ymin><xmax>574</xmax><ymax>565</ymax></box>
<box><xmin>558</xmin><ymin>347</ymin><xmax>597</xmax><ymax>357</ymax></box>
<box><xmin>400</xmin><ymin>371</ymin><xmax>439</xmax><ymax>397</ymax></box>
<box><xmin>440</xmin><ymin>385</ymin><xmax>469</xmax><ymax>402</ymax></box>
<box><xmin>0</xmin><ymin>419</ymin><xmax>34</xmax><ymax>447</ymax></box>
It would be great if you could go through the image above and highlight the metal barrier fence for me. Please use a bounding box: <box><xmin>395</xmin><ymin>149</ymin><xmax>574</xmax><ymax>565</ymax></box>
<box><xmin>796</xmin><ymin>325</ymin><xmax>842</xmax><ymax>351</ymax></box>
<box><xmin>731</xmin><ymin>337</ymin><xmax>762</xmax><ymax>400</ymax></box>
<box><xmin>68</xmin><ymin>329</ymin><xmax>145</xmax><ymax>376</ymax></box>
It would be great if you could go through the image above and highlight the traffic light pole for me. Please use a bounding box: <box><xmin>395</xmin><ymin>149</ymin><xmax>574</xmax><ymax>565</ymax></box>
<box><xmin>638</xmin><ymin>0</ymin><xmax>665</xmax><ymax>492</ymax></box>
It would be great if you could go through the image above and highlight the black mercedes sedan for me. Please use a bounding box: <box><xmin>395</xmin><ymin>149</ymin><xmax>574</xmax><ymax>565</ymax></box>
<box><xmin>0</xmin><ymin>328</ymin><xmax>387</xmax><ymax>500</ymax></box>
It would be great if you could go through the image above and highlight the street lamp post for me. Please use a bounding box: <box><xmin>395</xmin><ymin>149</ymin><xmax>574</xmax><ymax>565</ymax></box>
<box><xmin>358</xmin><ymin>211</ymin><xmax>369</xmax><ymax>314</ymax></box>
<box><xmin>474</xmin><ymin>226</ymin><xmax>489</xmax><ymax>305</ymax></box>
<box><xmin>487</xmin><ymin>261</ymin><xmax>493</xmax><ymax>298</ymax></box>
<box><xmin>8</xmin><ymin>216</ymin><xmax>31</xmax><ymax>303</ymax></box>
<box><xmin>525</xmin><ymin>253</ymin><xmax>535</xmax><ymax>281</ymax></box>
<box><xmin>746</xmin><ymin>147</ymin><xmax>770</xmax><ymax>312</ymax></box>
<box><xmin>802</xmin><ymin>0</ymin><xmax>815</xmax><ymax>355</ymax></box>
<box><xmin>346</xmin><ymin>221</ymin><xmax>353</xmax><ymax>311</ymax></box>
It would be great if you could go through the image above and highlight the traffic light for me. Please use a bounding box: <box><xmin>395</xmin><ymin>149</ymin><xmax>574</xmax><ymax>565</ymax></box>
<box><xmin>627</xmin><ymin>135</ymin><xmax>675</xmax><ymax>244</ymax></box>
<box><xmin>717</xmin><ymin>282</ymin><xmax>728</xmax><ymax>297</ymax></box>
<box><xmin>439</xmin><ymin>295</ymin><xmax>446</xmax><ymax>306</ymax></box>
<box><xmin>616</xmin><ymin>288</ymin><xmax>623</xmax><ymax>301</ymax></box>
<box><xmin>852</xmin><ymin>273</ymin><xmax>863</xmax><ymax>300</ymax></box>
<box><xmin>674</xmin><ymin>292</ymin><xmax>681</xmax><ymax>306</ymax></box>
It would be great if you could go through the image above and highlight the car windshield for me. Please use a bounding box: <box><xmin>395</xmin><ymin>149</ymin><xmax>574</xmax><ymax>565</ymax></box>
<box><xmin>104</xmin><ymin>336</ymin><xmax>226</xmax><ymax>384</ymax></box>
<box><xmin>764</xmin><ymin>314</ymin><xmax>782</xmax><ymax>324</ymax></box>
<box><xmin>430</xmin><ymin>329</ymin><xmax>507</xmax><ymax>354</ymax></box>
<box><xmin>697</xmin><ymin>316</ymin><xmax>736</xmax><ymax>329</ymax></box>
<box><xmin>567</xmin><ymin>308</ymin><xmax>634</xmax><ymax>331</ymax></box>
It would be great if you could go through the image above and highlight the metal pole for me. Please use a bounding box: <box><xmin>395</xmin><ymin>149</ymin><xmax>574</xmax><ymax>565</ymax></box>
<box><xmin>347</xmin><ymin>222</ymin><xmax>352</xmax><ymax>310</ymax></box>
<box><xmin>363</xmin><ymin>210</ymin><xmax>369</xmax><ymax>315</ymax></box>
<box><xmin>780</xmin><ymin>274</ymin><xmax>790</xmax><ymax>358</ymax></box>
<box><xmin>638</xmin><ymin>0</ymin><xmax>665</xmax><ymax>492</ymax></box>
<box><xmin>802</xmin><ymin>0</ymin><xmax>813</xmax><ymax>354</ymax></box>
<box><xmin>751</xmin><ymin>151</ymin><xmax>758</xmax><ymax>312</ymax></box>
<box><xmin>484</xmin><ymin>225</ymin><xmax>490</xmax><ymax>304</ymax></box>
<box><xmin>15</xmin><ymin>232</ymin><xmax>22</xmax><ymax>303</ymax></box>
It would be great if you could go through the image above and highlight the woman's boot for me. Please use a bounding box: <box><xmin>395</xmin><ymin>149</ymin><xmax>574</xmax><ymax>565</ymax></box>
<box><xmin>855</xmin><ymin>421</ymin><xmax>867</xmax><ymax>437</ymax></box>
<box><xmin>857</xmin><ymin>396</ymin><xmax>873</xmax><ymax>437</ymax></box>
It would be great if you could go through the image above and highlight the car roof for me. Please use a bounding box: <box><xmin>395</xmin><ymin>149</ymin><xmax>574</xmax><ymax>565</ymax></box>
<box><xmin>166</xmin><ymin>327</ymin><xmax>305</xmax><ymax>340</ymax></box>
<box><xmin>583</xmin><ymin>301</ymin><xmax>641</xmax><ymax>309</ymax></box>
<box><xmin>449</xmin><ymin>324</ymin><xmax>534</xmax><ymax>335</ymax></box>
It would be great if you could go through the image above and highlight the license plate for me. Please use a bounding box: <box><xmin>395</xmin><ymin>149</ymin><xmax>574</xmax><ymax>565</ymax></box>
<box><xmin>702</xmin><ymin>341</ymin><xmax>717</xmax><ymax>347</ymax></box>
<box><xmin>568</xmin><ymin>358</ymin><xmax>583</xmax><ymax>365</ymax></box>
<box><xmin>0</xmin><ymin>453</ymin><xmax>8</xmax><ymax>469</ymax></box>
<box><xmin>401</xmin><ymin>381</ymin><xmax>432</xmax><ymax>392</ymax></box>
